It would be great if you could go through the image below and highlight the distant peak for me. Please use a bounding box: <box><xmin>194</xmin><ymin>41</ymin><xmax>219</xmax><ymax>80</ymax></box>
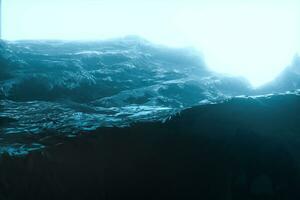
<box><xmin>292</xmin><ymin>54</ymin><xmax>300</xmax><ymax>64</ymax></box>
<box><xmin>289</xmin><ymin>54</ymin><xmax>300</xmax><ymax>72</ymax></box>
<box><xmin>121</xmin><ymin>35</ymin><xmax>149</xmax><ymax>42</ymax></box>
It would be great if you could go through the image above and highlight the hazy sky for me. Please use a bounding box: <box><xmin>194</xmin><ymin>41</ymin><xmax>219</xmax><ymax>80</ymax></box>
<box><xmin>2</xmin><ymin>0</ymin><xmax>300</xmax><ymax>86</ymax></box>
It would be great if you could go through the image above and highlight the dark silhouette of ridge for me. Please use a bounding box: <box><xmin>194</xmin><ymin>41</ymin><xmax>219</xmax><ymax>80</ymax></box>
<box><xmin>0</xmin><ymin>94</ymin><xmax>300</xmax><ymax>200</ymax></box>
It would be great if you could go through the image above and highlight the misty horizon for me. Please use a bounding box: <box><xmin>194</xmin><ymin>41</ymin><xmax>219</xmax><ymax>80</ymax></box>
<box><xmin>1</xmin><ymin>2</ymin><xmax>300</xmax><ymax>199</ymax></box>
<box><xmin>1</xmin><ymin>0</ymin><xmax>300</xmax><ymax>86</ymax></box>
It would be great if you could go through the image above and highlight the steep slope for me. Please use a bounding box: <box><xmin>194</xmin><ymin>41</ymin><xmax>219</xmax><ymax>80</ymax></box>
<box><xmin>0</xmin><ymin>93</ymin><xmax>300</xmax><ymax>200</ymax></box>
<box><xmin>0</xmin><ymin>37</ymin><xmax>251</xmax><ymax>103</ymax></box>
<box><xmin>0</xmin><ymin>37</ymin><xmax>252</xmax><ymax>152</ymax></box>
<box><xmin>257</xmin><ymin>55</ymin><xmax>300</xmax><ymax>93</ymax></box>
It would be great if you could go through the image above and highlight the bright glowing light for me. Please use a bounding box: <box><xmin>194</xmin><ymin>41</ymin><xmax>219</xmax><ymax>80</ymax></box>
<box><xmin>173</xmin><ymin>3</ymin><xmax>300</xmax><ymax>86</ymax></box>
<box><xmin>3</xmin><ymin>0</ymin><xmax>300</xmax><ymax>87</ymax></box>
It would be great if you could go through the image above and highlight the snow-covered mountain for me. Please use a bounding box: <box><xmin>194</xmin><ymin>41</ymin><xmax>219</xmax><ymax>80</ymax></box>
<box><xmin>0</xmin><ymin>37</ymin><xmax>252</xmax><ymax>154</ymax></box>
<box><xmin>257</xmin><ymin>55</ymin><xmax>300</xmax><ymax>94</ymax></box>
<box><xmin>0</xmin><ymin>37</ymin><xmax>251</xmax><ymax>103</ymax></box>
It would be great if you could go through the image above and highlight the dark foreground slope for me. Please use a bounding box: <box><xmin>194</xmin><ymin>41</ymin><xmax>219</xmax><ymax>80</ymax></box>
<box><xmin>1</xmin><ymin>93</ymin><xmax>300</xmax><ymax>200</ymax></box>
